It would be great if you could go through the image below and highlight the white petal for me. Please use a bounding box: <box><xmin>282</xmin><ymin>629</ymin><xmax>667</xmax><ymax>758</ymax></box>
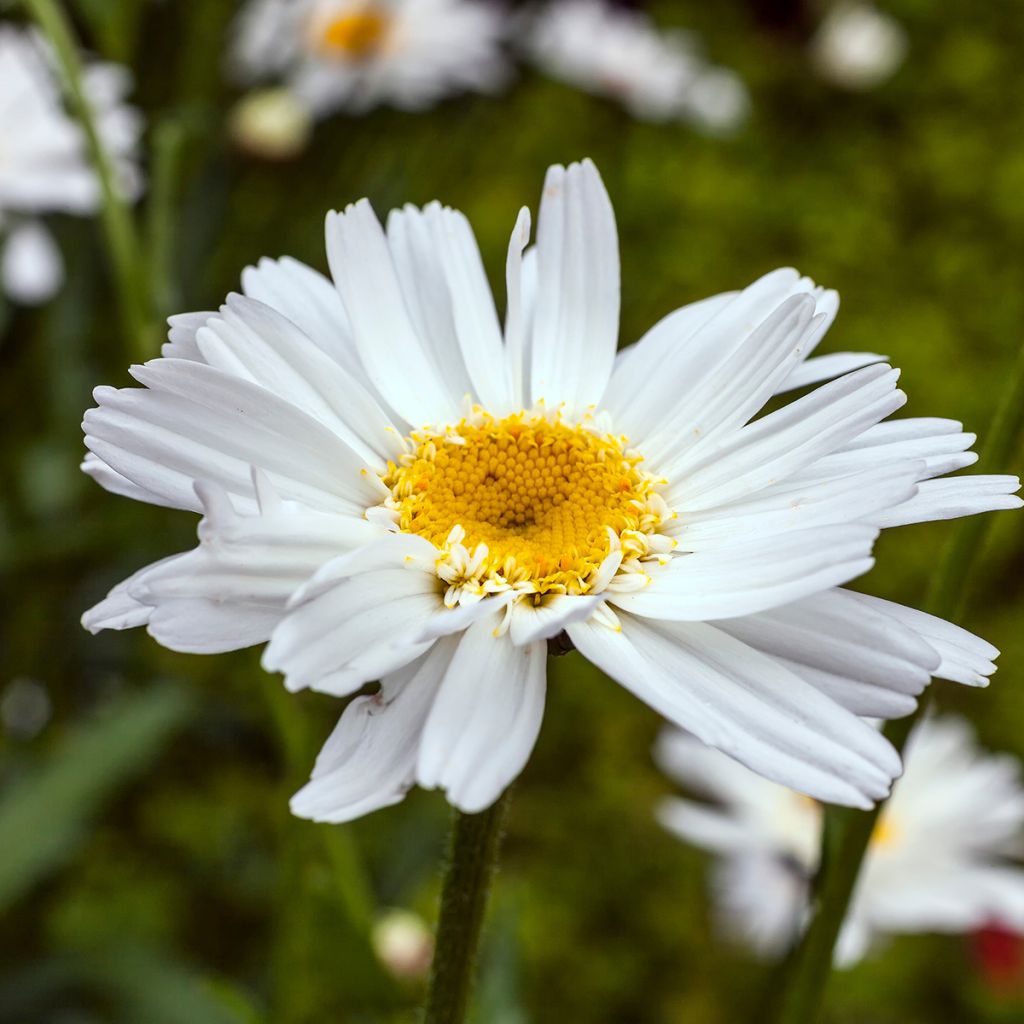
<box><xmin>504</xmin><ymin>206</ymin><xmax>533</xmax><ymax>409</ymax></box>
<box><xmin>872</xmin><ymin>474</ymin><xmax>1022</xmax><ymax>528</ymax></box>
<box><xmin>417</xmin><ymin>615</ymin><xmax>547</xmax><ymax>813</ymax></box>
<box><xmin>606</xmin><ymin>267</ymin><xmax>821</xmax><ymax>444</ymax></box>
<box><xmin>290</xmin><ymin>640</ymin><xmax>457</xmax><ymax>823</ymax></box>
<box><xmin>775</xmin><ymin>351</ymin><xmax>886</xmax><ymax>393</ymax></box>
<box><xmin>840</xmin><ymin>592</ymin><xmax>998</xmax><ymax>687</ymax></box>
<box><xmin>668</xmin><ymin>461</ymin><xmax>920</xmax><ymax>549</ymax></box>
<box><xmin>1</xmin><ymin>220</ymin><xmax>63</xmax><ymax>304</ymax></box>
<box><xmin>325</xmin><ymin>199</ymin><xmax>459</xmax><ymax>426</ymax></box>
<box><xmin>387</xmin><ymin>202</ymin><xmax>511</xmax><ymax>412</ymax></box>
<box><xmin>569</xmin><ymin>613</ymin><xmax>899</xmax><ymax>807</ymax></box>
<box><xmin>530</xmin><ymin>159</ymin><xmax>620</xmax><ymax>408</ymax></box>
<box><xmin>508</xmin><ymin>594</ymin><xmax>602</xmax><ymax>646</ymax></box>
<box><xmin>239</xmin><ymin>255</ymin><xmax>370</xmax><ymax>386</ymax></box>
<box><xmin>162</xmin><ymin>311</ymin><xmax>214</xmax><ymax>360</ymax></box>
<box><xmin>84</xmin><ymin>358</ymin><xmax>385</xmax><ymax>514</ymax></box>
<box><xmin>81</xmin><ymin>452</ymin><xmax>177</xmax><ymax>507</ymax></box>
<box><xmin>664</xmin><ymin>364</ymin><xmax>906</xmax><ymax>510</ymax></box>
<box><xmin>656</xmin><ymin>796</ymin><xmax>758</xmax><ymax>856</ymax></box>
<box><xmin>715</xmin><ymin>588</ymin><xmax>941</xmax><ymax>718</ymax></box>
<box><xmin>195</xmin><ymin>294</ymin><xmax>402</xmax><ymax>466</ymax></box>
<box><xmin>612</xmin><ymin>524</ymin><xmax>877</xmax><ymax>620</ymax></box>
<box><xmin>640</xmin><ymin>295</ymin><xmax>822</xmax><ymax>471</ymax></box>
<box><xmin>263</xmin><ymin>535</ymin><xmax>441</xmax><ymax>694</ymax></box>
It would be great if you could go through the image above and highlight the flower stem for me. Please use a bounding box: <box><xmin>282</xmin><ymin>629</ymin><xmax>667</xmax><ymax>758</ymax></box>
<box><xmin>423</xmin><ymin>792</ymin><xmax>511</xmax><ymax>1024</ymax></box>
<box><xmin>22</xmin><ymin>0</ymin><xmax>154</xmax><ymax>360</ymax></box>
<box><xmin>766</xmin><ymin>338</ymin><xmax>1024</xmax><ymax>1024</ymax></box>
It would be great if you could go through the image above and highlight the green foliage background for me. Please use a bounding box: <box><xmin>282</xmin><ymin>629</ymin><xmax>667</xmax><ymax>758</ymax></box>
<box><xmin>1</xmin><ymin>1</ymin><xmax>1023</xmax><ymax>1021</ymax></box>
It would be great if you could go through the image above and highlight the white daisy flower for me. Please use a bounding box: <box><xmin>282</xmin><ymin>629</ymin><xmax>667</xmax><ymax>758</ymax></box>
<box><xmin>81</xmin><ymin>158</ymin><xmax>1020</xmax><ymax>821</ymax></box>
<box><xmin>657</xmin><ymin>716</ymin><xmax>1024</xmax><ymax>966</ymax></box>
<box><xmin>810</xmin><ymin>2</ymin><xmax>908</xmax><ymax>92</ymax></box>
<box><xmin>524</xmin><ymin>0</ymin><xmax>749</xmax><ymax>131</ymax></box>
<box><xmin>0</xmin><ymin>24</ymin><xmax>142</xmax><ymax>305</ymax></box>
<box><xmin>230</xmin><ymin>0</ymin><xmax>510</xmax><ymax>117</ymax></box>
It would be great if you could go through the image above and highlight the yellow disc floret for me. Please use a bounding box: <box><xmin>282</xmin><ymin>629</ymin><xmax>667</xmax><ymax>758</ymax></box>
<box><xmin>315</xmin><ymin>9</ymin><xmax>389</xmax><ymax>59</ymax></box>
<box><xmin>380</xmin><ymin>411</ymin><xmax>675</xmax><ymax>605</ymax></box>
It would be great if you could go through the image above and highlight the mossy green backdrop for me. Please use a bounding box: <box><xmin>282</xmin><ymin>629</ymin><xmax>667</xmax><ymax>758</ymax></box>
<box><xmin>1</xmin><ymin>1</ymin><xmax>1023</xmax><ymax>1021</ymax></box>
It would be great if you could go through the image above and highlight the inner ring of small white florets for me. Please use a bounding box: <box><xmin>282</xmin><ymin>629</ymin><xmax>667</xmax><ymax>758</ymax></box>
<box><xmin>377</xmin><ymin>410</ymin><xmax>677</xmax><ymax>606</ymax></box>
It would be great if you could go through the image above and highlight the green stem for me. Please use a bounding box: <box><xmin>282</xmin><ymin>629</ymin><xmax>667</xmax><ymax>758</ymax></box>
<box><xmin>766</xmin><ymin>338</ymin><xmax>1024</xmax><ymax>1024</ymax></box>
<box><xmin>423</xmin><ymin>792</ymin><xmax>512</xmax><ymax>1024</ymax></box>
<box><xmin>23</xmin><ymin>0</ymin><xmax>154</xmax><ymax>360</ymax></box>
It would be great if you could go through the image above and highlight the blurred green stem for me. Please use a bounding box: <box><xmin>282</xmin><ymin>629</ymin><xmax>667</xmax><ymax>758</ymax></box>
<box><xmin>423</xmin><ymin>792</ymin><xmax>511</xmax><ymax>1024</ymax></box>
<box><xmin>23</xmin><ymin>0</ymin><xmax>154</xmax><ymax>360</ymax></box>
<box><xmin>766</xmin><ymin>337</ymin><xmax>1024</xmax><ymax>1024</ymax></box>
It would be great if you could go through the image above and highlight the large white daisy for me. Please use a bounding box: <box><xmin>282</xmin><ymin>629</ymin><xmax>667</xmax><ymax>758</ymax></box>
<box><xmin>524</xmin><ymin>0</ymin><xmax>749</xmax><ymax>131</ymax></box>
<box><xmin>82</xmin><ymin>159</ymin><xmax>1020</xmax><ymax>821</ymax></box>
<box><xmin>657</xmin><ymin>716</ymin><xmax>1024</xmax><ymax>966</ymax></box>
<box><xmin>230</xmin><ymin>0</ymin><xmax>510</xmax><ymax>117</ymax></box>
<box><xmin>0</xmin><ymin>24</ymin><xmax>142</xmax><ymax>304</ymax></box>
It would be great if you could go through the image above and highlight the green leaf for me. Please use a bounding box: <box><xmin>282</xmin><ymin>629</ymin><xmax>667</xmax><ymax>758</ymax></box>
<box><xmin>0</xmin><ymin>686</ymin><xmax>190</xmax><ymax>911</ymax></box>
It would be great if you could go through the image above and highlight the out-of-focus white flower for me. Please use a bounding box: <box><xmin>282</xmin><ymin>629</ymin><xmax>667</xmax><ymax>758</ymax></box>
<box><xmin>0</xmin><ymin>25</ymin><xmax>142</xmax><ymax>304</ymax></box>
<box><xmin>230</xmin><ymin>0</ymin><xmax>510</xmax><ymax>117</ymax></box>
<box><xmin>0</xmin><ymin>219</ymin><xmax>63</xmax><ymax>305</ymax></box>
<box><xmin>82</xmin><ymin>159</ymin><xmax>1018</xmax><ymax>823</ymax></box>
<box><xmin>524</xmin><ymin>0</ymin><xmax>749</xmax><ymax>131</ymax></box>
<box><xmin>1</xmin><ymin>678</ymin><xmax>52</xmax><ymax>739</ymax></box>
<box><xmin>372</xmin><ymin>909</ymin><xmax>434</xmax><ymax>980</ymax></box>
<box><xmin>811</xmin><ymin>3</ymin><xmax>907</xmax><ymax>91</ymax></box>
<box><xmin>657</xmin><ymin>716</ymin><xmax>1024</xmax><ymax>966</ymax></box>
<box><xmin>229</xmin><ymin>87</ymin><xmax>314</xmax><ymax>160</ymax></box>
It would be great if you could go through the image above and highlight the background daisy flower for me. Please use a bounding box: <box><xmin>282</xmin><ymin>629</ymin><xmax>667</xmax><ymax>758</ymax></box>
<box><xmin>0</xmin><ymin>24</ymin><xmax>141</xmax><ymax>305</ymax></box>
<box><xmin>230</xmin><ymin>0</ymin><xmax>511</xmax><ymax>116</ymax></box>
<box><xmin>524</xmin><ymin>0</ymin><xmax>749</xmax><ymax>130</ymax></box>
<box><xmin>82</xmin><ymin>159</ymin><xmax>1020</xmax><ymax>821</ymax></box>
<box><xmin>656</xmin><ymin>716</ymin><xmax>1024</xmax><ymax>966</ymax></box>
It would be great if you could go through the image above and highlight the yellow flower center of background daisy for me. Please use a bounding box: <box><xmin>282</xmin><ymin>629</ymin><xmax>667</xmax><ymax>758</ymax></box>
<box><xmin>383</xmin><ymin>413</ymin><xmax>668</xmax><ymax>597</ymax></box>
<box><xmin>318</xmin><ymin>10</ymin><xmax>389</xmax><ymax>59</ymax></box>
<box><xmin>869</xmin><ymin>815</ymin><xmax>901</xmax><ymax>849</ymax></box>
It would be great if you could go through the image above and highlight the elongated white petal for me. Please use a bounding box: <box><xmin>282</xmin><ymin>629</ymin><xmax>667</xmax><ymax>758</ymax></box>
<box><xmin>715</xmin><ymin>588</ymin><xmax>940</xmax><ymax>718</ymax></box>
<box><xmin>263</xmin><ymin>535</ymin><xmax>442</xmax><ymax>694</ymax></box>
<box><xmin>239</xmin><ymin>255</ymin><xmax>370</xmax><ymax>385</ymax></box>
<box><xmin>612</xmin><ymin>525</ymin><xmax>877</xmax><ymax>621</ymax></box>
<box><xmin>569</xmin><ymin>614</ymin><xmax>899</xmax><ymax>807</ymax></box>
<box><xmin>290</xmin><ymin>640</ymin><xmax>457</xmax><ymax>823</ymax></box>
<box><xmin>665</xmin><ymin>364</ymin><xmax>906</xmax><ymax>510</ymax></box>
<box><xmin>775</xmin><ymin>351</ymin><xmax>886</xmax><ymax>393</ymax></box>
<box><xmin>84</xmin><ymin>358</ymin><xmax>385</xmax><ymax>515</ymax></box>
<box><xmin>504</xmin><ymin>206</ymin><xmax>533</xmax><ymax>409</ymax></box>
<box><xmin>195</xmin><ymin>294</ymin><xmax>402</xmax><ymax>466</ymax></box>
<box><xmin>839</xmin><ymin>591</ymin><xmax>998</xmax><ymax>687</ymax></box>
<box><xmin>530</xmin><ymin>159</ymin><xmax>620</xmax><ymax>408</ymax></box>
<box><xmin>641</xmin><ymin>295</ymin><xmax>821</xmax><ymax>471</ymax></box>
<box><xmin>657</xmin><ymin>797</ymin><xmax>758</xmax><ymax>856</ymax></box>
<box><xmin>388</xmin><ymin>202</ymin><xmax>511</xmax><ymax>411</ymax></box>
<box><xmin>162</xmin><ymin>311</ymin><xmax>214</xmax><ymax>360</ymax></box>
<box><xmin>668</xmin><ymin>461</ymin><xmax>920</xmax><ymax>549</ymax></box>
<box><xmin>873</xmin><ymin>474</ymin><xmax>1022</xmax><ymax>528</ymax></box>
<box><xmin>325</xmin><ymin>199</ymin><xmax>460</xmax><ymax>425</ymax></box>
<box><xmin>417</xmin><ymin>615</ymin><xmax>547</xmax><ymax>812</ymax></box>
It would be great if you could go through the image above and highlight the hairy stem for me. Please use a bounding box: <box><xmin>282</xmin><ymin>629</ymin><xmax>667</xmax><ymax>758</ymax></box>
<box><xmin>423</xmin><ymin>792</ymin><xmax>511</xmax><ymax>1024</ymax></box>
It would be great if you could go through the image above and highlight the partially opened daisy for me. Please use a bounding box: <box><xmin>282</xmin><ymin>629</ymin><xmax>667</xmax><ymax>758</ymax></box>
<box><xmin>657</xmin><ymin>716</ymin><xmax>1024</xmax><ymax>965</ymax></box>
<box><xmin>0</xmin><ymin>24</ymin><xmax>142</xmax><ymax>304</ymax></box>
<box><xmin>230</xmin><ymin>0</ymin><xmax>510</xmax><ymax>117</ymax></box>
<box><xmin>524</xmin><ymin>0</ymin><xmax>749</xmax><ymax>131</ymax></box>
<box><xmin>82</xmin><ymin>158</ymin><xmax>1020</xmax><ymax>821</ymax></box>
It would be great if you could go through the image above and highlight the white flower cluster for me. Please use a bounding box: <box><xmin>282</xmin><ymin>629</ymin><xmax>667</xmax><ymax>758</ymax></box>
<box><xmin>229</xmin><ymin>0</ymin><xmax>749</xmax><ymax>133</ymax></box>
<box><xmin>658</xmin><ymin>716</ymin><xmax>1024</xmax><ymax>964</ymax></box>
<box><xmin>0</xmin><ymin>25</ymin><xmax>142</xmax><ymax>305</ymax></box>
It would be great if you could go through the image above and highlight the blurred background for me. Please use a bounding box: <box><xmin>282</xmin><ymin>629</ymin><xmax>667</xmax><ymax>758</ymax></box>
<box><xmin>1</xmin><ymin>1</ymin><xmax>1023</xmax><ymax>1021</ymax></box>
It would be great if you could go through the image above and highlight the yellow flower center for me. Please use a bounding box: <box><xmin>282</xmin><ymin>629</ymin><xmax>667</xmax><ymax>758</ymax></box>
<box><xmin>381</xmin><ymin>412</ymin><xmax>672</xmax><ymax>600</ymax></box>
<box><xmin>316</xmin><ymin>9</ymin><xmax>389</xmax><ymax>59</ymax></box>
